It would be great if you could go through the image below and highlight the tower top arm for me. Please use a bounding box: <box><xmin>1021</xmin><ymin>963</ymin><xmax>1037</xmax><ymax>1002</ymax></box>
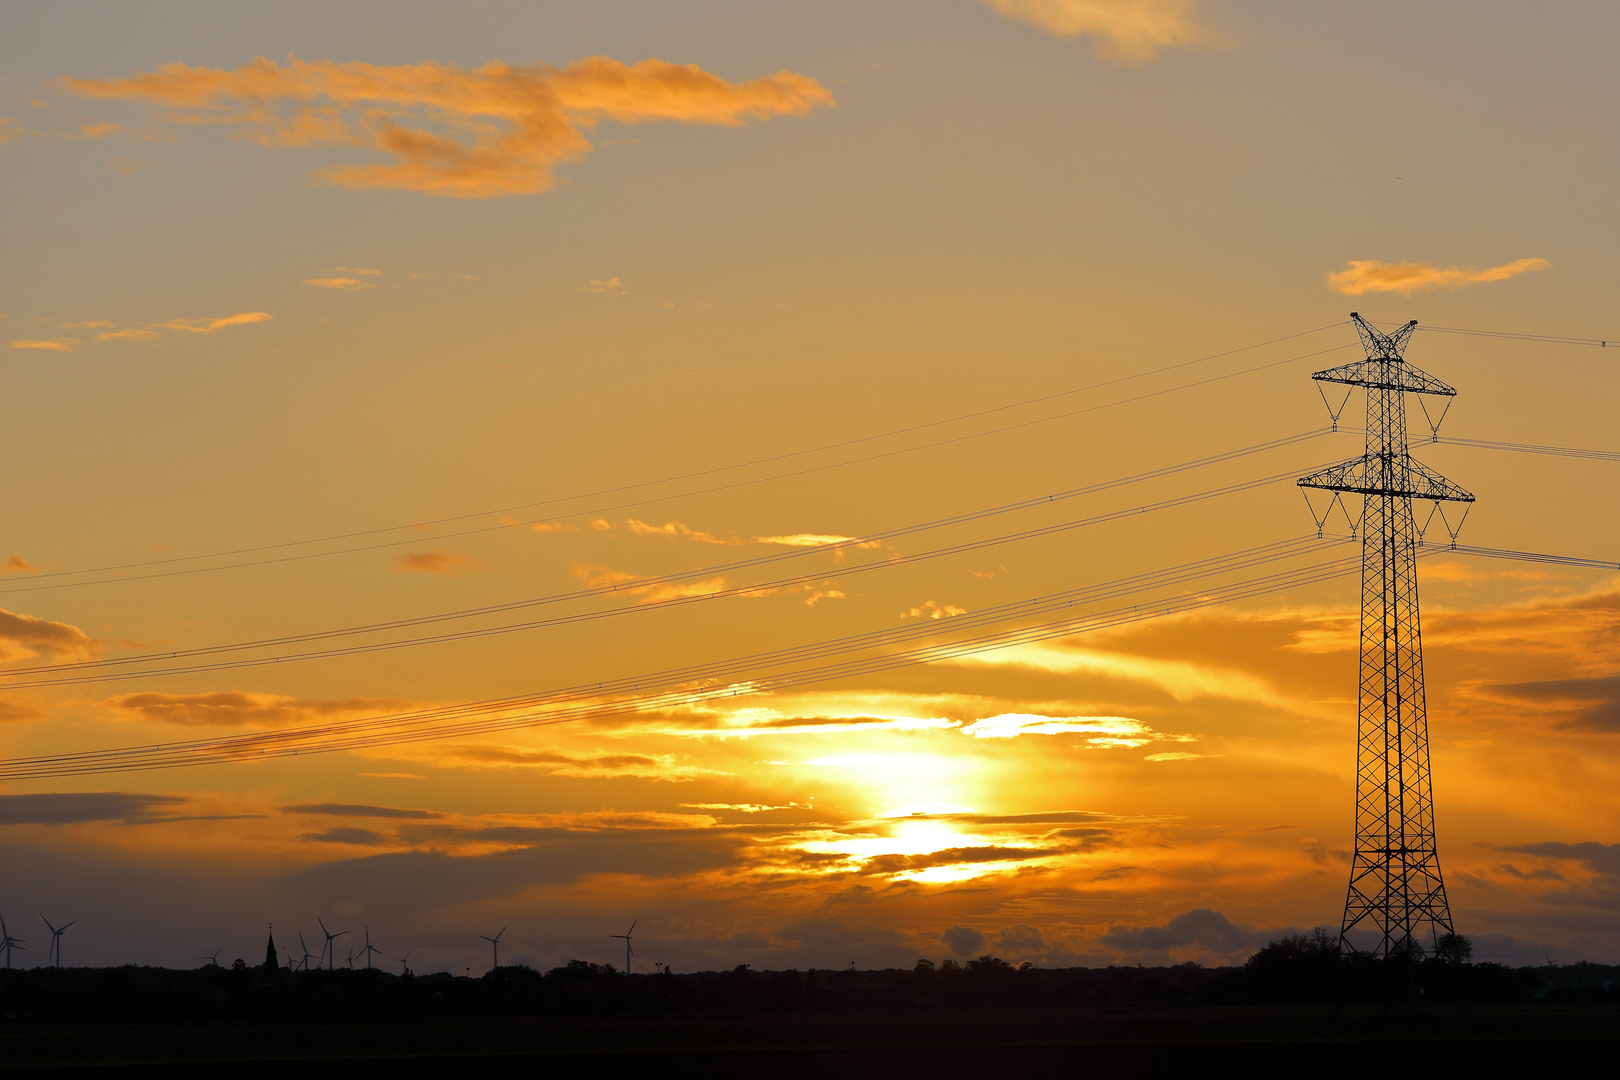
<box><xmin>1319</xmin><ymin>313</ymin><xmax>1456</xmax><ymax>396</ymax></box>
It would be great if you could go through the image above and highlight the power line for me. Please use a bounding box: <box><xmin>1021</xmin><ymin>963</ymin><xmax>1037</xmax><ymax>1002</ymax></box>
<box><xmin>0</xmin><ymin>334</ymin><xmax>1356</xmax><ymax>595</ymax></box>
<box><xmin>0</xmin><ymin>537</ymin><xmax>1364</xmax><ymax>779</ymax></box>
<box><xmin>0</xmin><ymin>454</ymin><xmax>1335</xmax><ymax>688</ymax></box>
<box><xmin>1420</xmin><ymin>541</ymin><xmax>1619</xmax><ymax>571</ymax></box>
<box><xmin>1418</xmin><ymin>325</ymin><xmax>1614</xmax><ymax>348</ymax></box>
<box><xmin>1424</xmin><ymin>434</ymin><xmax>1620</xmax><ymax>463</ymax></box>
<box><xmin>9</xmin><ymin>533</ymin><xmax>1607</xmax><ymax>779</ymax></box>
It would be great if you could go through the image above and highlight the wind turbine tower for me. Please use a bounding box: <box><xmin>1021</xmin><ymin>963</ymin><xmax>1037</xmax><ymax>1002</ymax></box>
<box><xmin>40</xmin><ymin>916</ymin><xmax>74</xmax><ymax>969</ymax></box>
<box><xmin>1299</xmin><ymin>313</ymin><xmax>1472</xmax><ymax>958</ymax></box>
<box><xmin>0</xmin><ymin>913</ymin><xmax>24</xmax><ymax>969</ymax></box>
<box><xmin>357</xmin><ymin>927</ymin><xmax>381</xmax><ymax>970</ymax></box>
<box><xmin>479</xmin><ymin>927</ymin><xmax>505</xmax><ymax>971</ymax></box>
<box><xmin>317</xmin><ymin>916</ymin><xmax>347</xmax><ymax>972</ymax></box>
<box><xmin>611</xmin><ymin>921</ymin><xmax>636</xmax><ymax>974</ymax></box>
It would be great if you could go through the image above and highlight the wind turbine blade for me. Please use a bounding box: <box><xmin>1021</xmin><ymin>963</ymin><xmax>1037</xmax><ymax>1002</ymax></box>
<box><xmin>628</xmin><ymin>920</ymin><xmax>636</xmax><ymax>935</ymax></box>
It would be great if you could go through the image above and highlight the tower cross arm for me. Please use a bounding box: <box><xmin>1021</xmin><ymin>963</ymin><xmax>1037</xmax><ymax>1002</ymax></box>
<box><xmin>1310</xmin><ymin>359</ymin><xmax>1457</xmax><ymax>396</ymax></box>
<box><xmin>1298</xmin><ymin>455</ymin><xmax>1475</xmax><ymax>503</ymax></box>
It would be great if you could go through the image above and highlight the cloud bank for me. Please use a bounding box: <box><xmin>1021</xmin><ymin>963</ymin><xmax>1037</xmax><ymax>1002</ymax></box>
<box><xmin>66</xmin><ymin>55</ymin><xmax>834</xmax><ymax>198</ymax></box>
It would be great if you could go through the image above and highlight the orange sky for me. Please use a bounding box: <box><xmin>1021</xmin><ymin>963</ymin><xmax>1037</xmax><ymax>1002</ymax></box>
<box><xmin>2</xmin><ymin>0</ymin><xmax>1618</xmax><ymax>973</ymax></box>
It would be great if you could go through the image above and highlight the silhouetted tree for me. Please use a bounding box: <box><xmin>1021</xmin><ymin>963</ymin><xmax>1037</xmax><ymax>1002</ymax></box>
<box><xmin>1434</xmin><ymin>933</ymin><xmax>1473</xmax><ymax>964</ymax></box>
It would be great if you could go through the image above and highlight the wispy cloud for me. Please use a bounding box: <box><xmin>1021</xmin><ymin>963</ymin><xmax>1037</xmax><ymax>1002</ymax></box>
<box><xmin>626</xmin><ymin>518</ymin><xmax>739</xmax><ymax>545</ymax></box>
<box><xmin>901</xmin><ymin>600</ymin><xmax>967</xmax><ymax>620</ymax></box>
<box><xmin>65</xmin><ymin>55</ymin><xmax>834</xmax><ymax>198</ymax></box>
<box><xmin>303</xmin><ymin>277</ymin><xmax>376</xmax><ymax>290</ymax></box>
<box><xmin>1</xmin><ymin>556</ymin><xmax>36</xmax><ymax>577</ymax></box>
<box><xmin>0</xmin><ymin>791</ymin><xmax>192</xmax><ymax>826</ymax></box>
<box><xmin>394</xmin><ymin>549</ymin><xmax>483</xmax><ymax>575</ymax></box>
<box><xmin>981</xmin><ymin>0</ymin><xmax>1210</xmax><ymax>64</ymax></box>
<box><xmin>581</xmin><ymin>276</ymin><xmax>627</xmax><ymax>295</ymax></box>
<box><xmin>961</xmin><ymin>713</ymin><xmax>1154</xmax><ymax>746</ymax></box>
<box><xmin>569</xmin><ymin>563</ymin><xmax>732</xmax><ymax>604</ymax></box>
<box><xmin>753</xmin><ymin>533</ymin><xmax>883</xmax><ymax>552</ymax></box>
<box><xmin>59</xmin><ymin>311</ymin><xmax>273</xmax><ymax>345</ymax></box>
<box><xmin>403</xmin><ymin>742</ymin><xmax>720</xmax><ymax>780</ymax></box>
<box><xmin>105</xmin><ymin>690</ymin><xmax>412</xmax><ymax>727</ymax></box>
<box><xmin>1328</xmin><ymin>257</ymin><xmax>1550</xmax><ymax>296</ymax></box>
<box><xmin>330</xmin><ymin>266</ymin><xmax>382</xmax><ymax>276</ymax></box>
<box><xmin>10</xmin><ymin>338</ymin><xmax>80</xmax><ymax>351</ymax></box>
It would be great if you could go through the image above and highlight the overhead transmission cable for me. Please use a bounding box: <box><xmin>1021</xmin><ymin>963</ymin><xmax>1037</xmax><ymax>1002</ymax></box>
<box><xmin>0</xmin><ymin>450</ymin><xmax>1339</xmax><ymax>688</ymax></box>
<box><xmin>0</xmin><ymin>332</ymin><xmax>1356</xmax><ymax>596</ymax></box>
<box><xmin>0</xmin><ymin>536</ymin><xmax>1365</xmax><ymax>778</ymax></box>
<box><xmin>1421</xmin><ymin>434</ymin><xmax>1620</xmax><ymax>463</ymax></box>
<box><xmin>4</xmin><ymin>536</ymin><xmax>1610</xmax><ymax>779</ymax></box>
<box><xmin>1418</xmin><ymin>541</ymin><xmax>1619</xmax><ymax>571</ymax></box>
<box><xmin>1417</xmin><ymin>325</ymin><xmax>1614</xmax><ymax>348</ymax></box>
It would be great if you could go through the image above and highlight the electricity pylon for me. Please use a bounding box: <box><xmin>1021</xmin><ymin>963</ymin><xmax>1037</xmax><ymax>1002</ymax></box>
<box><xmin>1299</xmin><ymin>313</ymin><xmax>1473</xmax><ymax>958</ymax></box>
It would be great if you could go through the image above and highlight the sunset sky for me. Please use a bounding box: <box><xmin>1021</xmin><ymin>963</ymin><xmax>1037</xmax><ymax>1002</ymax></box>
<box><xmin>3</xmin><ymin>1</ymin><xmax>1618</xmax><ymax>974</ymax></box>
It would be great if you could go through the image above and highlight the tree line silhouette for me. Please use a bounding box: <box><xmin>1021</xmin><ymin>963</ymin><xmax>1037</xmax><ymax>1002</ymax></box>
<box><xmin>0</xmin><ymin>931</ymin><xmax>1612</xmax><ymax>1024</ymax></box>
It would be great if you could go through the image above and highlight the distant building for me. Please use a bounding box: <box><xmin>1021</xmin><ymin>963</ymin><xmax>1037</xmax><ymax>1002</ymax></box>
<box><xmin>263</xmin><ymin>928</ymin><xmax>278</xmax><ymax>977</ymax></box>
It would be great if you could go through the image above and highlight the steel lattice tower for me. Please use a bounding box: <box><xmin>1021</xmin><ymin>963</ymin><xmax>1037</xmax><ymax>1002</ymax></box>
<box><xmin>1299</xmin><ymin>313</ymin><xmax>1474</xmax><ymax>958</ymax></box>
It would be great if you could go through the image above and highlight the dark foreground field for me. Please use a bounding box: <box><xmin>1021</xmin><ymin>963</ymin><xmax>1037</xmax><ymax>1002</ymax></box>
<box><xmin>4</xmin><ymin>952</ymin><xmax>1619</xmax><ymax>1076</ymax></box>
<box><xmin>2</xmin><ymin>1006</ymin><xmax>1618</xmax><ymax>1077</ymax></box>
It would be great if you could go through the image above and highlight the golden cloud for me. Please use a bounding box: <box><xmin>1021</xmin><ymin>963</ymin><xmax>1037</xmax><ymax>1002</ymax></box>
<box><xmin>1327</xmin><ymin>257</ymin><xmax>1550</xmax><ymax>296</ymax></box>
<box><xmin>981</xmin><ymin>0</ymin><xmax>1209</xmax><ymax>63</ymax></box>
<box><xmin>960</xmin><ymin>713</ymin><xmax>1153</xmax><ymax>746</ymax></box>
<box><xmin>66</xmin><ymin>54</ymin><xmax>834</xmax><ymax>198</ymax></box>
<box><xmin>303</xmin><ymin>277</ymin><xmax>376</xmax><ymax>290</ymax></box>
<box><xmin>2</xmin><ymin>556</ymin><xmax>36</xmax><ymax>577</ymax></box>
<box><xmin>89</xmin><ymin>311</ymin><xmax>272</xmax><ymax>343</ymax></box>
<box><xmin>394</xmin><ymin>549</ymin><xmax>483</xmax><ymax>575</ymax></box>
<box><xmin>625</xmin><ymin>518</ymin><xmax>738</xmax><ymax>545</ymax></box>
<box><xmin>0</xmin><ymin>608</ymin><xmax>98</xmax><ymax>664</ymax></box>
<box><xmin>10</xmin><ymin>338</ymin><xmax>80</xmax><ymax>351</ymax></box>
<box><xmin>902</xmin><ymin>600</ymin><xmax>967</xmax><ymax>620</ymax></box>
<box><xmin>105</xmin><ymin>690</ymin><xmax>412</xmax><ymax>727</ymax></box>
<box><xmin>569</xmin><ymin>563</ymin><xmax>732</xmax><ymax>605</ymax></box>
<box><xmin>752</xmin><ymin>533</ymin><xmax>885</xmax><ymax>551</ymax></box>
<box><xmin>399</xmin><ymin>742</ymin><xmax>720</xmax><ymax>780</ymax></box>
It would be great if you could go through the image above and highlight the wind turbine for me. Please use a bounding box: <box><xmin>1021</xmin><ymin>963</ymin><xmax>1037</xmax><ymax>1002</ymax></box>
<box><xmin>317</xmin><ymin>916</ymin><xmax>347</xmax><ymax>972</ymax></box>
<box><xmin>478</xmin><ymin>927</ymin><xmax>505</xmax><ymax>971</ymax></box>
<box><xmin>611</xmin><ymin>920</ymin><xmax>636</xmax><ymax>974</ymax></box>
<box><xmin>198</xmin><ymin>947</ymin><xmax>223</xmax><ymax>968</ymax></box>
<box><xmin>40</xmin><ymin>915</ymin><xmax>74</xmax><ymax>969</ymax></box>
<box><xmin>0</xmin><ymin>912</ymin><xmax>24</xmax><ymax>969</ymax></box>
<box><xmin>298</xmin><ymin>933</ymin><xmax>319</xmax><ymax>972</ymax></box>
<box><xmin>394</xmin><ymin>949</ymin><xmax>412</xmax><ymax>976</ymax></box>
<box><xmin>356</xmin><ymin>927</ymin><xmax>381</xmax><ymax>971</ymax></box>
